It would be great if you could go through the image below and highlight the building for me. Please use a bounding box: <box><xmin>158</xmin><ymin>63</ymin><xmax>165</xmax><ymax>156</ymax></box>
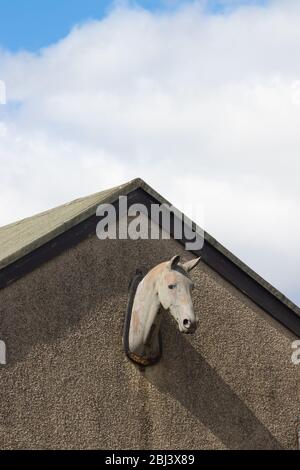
<box><xmin>0</xmin><ymin>178</ymin><xmax>299</xmax><ymax>449</ymax></box>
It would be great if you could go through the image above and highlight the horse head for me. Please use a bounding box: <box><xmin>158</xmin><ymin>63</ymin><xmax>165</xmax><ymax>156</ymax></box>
<box><xmin>125</xmin><ymin>254</ymin><xmax>201</xmax><ymax>366</ymax></box>
<box><xmin>157</xmin><ymin>255</ymin><xmax>200</xmax><ymax>334</ymax></box>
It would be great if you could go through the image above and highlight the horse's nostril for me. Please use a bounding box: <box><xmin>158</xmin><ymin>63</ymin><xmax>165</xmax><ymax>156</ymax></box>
<box><xmin>183</xmin><ymin>319</ymin><xmax>190</xmax><ymax>327</ymax></box>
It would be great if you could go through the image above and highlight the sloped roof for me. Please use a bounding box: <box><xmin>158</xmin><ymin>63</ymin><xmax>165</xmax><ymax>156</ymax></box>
<box><xmin>0</xmin><ymin>179</ymin><xmax>139</xmax><ymax>272</ymax></box>
<box><xmin>0</xmin><ymin>177</ymin><xmax>299</xmax><ymax>324</ymax></box>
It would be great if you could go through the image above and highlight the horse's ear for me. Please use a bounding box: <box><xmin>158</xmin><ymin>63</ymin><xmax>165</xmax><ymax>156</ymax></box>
<box><xmin>182</xmin><ymin>257</ymin><xmax>201</xmax><ymax>272</ymax></box>
<box><xmin>168</xmin><ymin>254</ymin><xmax>181</xmax><ymax>270</ymax></box>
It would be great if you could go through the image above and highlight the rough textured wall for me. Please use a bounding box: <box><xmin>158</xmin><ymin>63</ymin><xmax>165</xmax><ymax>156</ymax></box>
<box><xmin>0</xmin><ymin>231</ymin><xmax>299</xmax><ymax>449</ymax></box>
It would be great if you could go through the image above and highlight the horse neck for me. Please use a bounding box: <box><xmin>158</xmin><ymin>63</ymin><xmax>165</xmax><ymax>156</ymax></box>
<box><xmin>137</xmin><ymin>274</ymin><xmax>161</xmax><ymax>341</ymax></box>
<box><xmin>129</xmin><ymin>270</ymin><xmax>162</xmax><ymax>354</ymax></box>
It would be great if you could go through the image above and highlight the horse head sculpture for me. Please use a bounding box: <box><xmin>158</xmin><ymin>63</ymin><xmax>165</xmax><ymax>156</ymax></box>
<box><xmin>124</xmin><ymin>254</ymin><xmax>201</xmax><ymax>366</ymax></box>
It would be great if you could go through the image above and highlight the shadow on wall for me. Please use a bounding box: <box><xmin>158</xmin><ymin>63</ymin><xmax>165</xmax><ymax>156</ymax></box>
<box><xmin>144</xmin><ymin>319</ymin><xmax>282</xmax><ymax>450</ymax></box>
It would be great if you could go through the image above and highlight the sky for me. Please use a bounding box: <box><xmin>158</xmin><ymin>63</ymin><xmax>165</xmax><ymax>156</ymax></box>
<box><xmin>0</xmin><ymin>0</ymin><xmax>268</xmax><ymax>51</ymax></box>
<box><xmin>0</xmin><ymin>0</ymin><xmax>299</xmax><ymax>306</ymax></box>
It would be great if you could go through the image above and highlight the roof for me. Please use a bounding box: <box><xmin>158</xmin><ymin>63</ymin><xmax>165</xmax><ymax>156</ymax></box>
<box><xmin>0</xmin><ymin>177</ymin><xmax>299</xmax><ymax>333</ymax></box>
<box><xmin>0</xmin><ymin>181</ymin><xmax>127</xmax><ymax>272</ymax></box>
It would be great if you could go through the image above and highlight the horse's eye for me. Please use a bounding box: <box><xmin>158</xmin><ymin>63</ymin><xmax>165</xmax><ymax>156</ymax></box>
<box><xmin>168</xmin><ymin>284</ymin><xmax>176</xmax><ymax>290</ymax></box>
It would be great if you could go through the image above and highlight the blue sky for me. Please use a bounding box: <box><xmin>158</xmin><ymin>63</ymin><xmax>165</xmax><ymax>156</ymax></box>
<box><xmin>0</xmin><ymin>0</ymin><xmax>268</xmax><ymax>52</ymax></box>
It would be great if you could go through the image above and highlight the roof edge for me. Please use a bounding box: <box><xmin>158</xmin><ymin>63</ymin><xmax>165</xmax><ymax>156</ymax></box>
<box><xmin>0</xmin><ymin>178</ymin><xmax>142</xmax><ymax>272</ymax></box>
<box><xmin>135</xmin><ymin>179</ymin><xmax>300</xmax><ymax>318</ymax></box>
<box><xmin>0</xmin><ymin>177</ymin><xmax>298</xmax><ymax>319</ymax></box>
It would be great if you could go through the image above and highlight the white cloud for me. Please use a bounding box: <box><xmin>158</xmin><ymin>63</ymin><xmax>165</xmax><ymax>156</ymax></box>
<box><xmin>0</xmin><ymin>0</ymin><xmax>299</xmax><ymax>304</ymax></box>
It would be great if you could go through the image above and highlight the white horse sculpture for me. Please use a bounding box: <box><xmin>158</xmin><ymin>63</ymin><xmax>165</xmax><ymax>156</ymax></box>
<box><xmin>124</xmin><ymin>255</ymin><xmax>201</xmax><ymax>366</ymax></box>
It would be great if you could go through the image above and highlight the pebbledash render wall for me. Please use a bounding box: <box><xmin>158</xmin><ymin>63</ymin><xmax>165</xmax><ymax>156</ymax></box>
<box><xmin>0</xmin><ymin>231</ymin><xmax>299</xmax><ymax>450</ymax></box>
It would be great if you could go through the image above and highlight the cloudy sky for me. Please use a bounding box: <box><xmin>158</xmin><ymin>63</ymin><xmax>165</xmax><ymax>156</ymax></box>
<box><xmin>0</xmin><ymin>0</ymin><xmax>299</xmax><ymax>305</ymax></box>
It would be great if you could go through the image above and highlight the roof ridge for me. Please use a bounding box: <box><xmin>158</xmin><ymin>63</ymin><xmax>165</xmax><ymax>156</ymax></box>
<box><xmin>0</xmin><ymin>177</ymin><xmax>299</xmax><ymax>323</ymax></box>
